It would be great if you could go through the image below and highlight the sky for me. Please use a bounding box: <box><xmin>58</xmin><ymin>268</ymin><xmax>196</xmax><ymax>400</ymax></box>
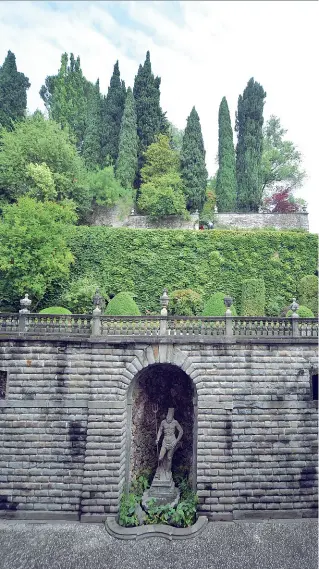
<box><xmin>0</xmin><ymin>0</ymin><xmax>318</xmax><ymax>232</ymax></box>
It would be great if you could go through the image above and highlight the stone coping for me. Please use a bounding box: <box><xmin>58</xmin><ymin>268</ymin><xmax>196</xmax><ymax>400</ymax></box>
<box><xmin>105</xmin><ymin>515</ymin><xmax>208</xmax><ymax>541</ymax></box>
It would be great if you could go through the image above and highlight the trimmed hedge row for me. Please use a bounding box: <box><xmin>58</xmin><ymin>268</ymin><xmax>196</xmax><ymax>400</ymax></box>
<box><xmin>66</xmin><ymin>228</ymin><xmax>318</xmax><ymax>314</ymax></box>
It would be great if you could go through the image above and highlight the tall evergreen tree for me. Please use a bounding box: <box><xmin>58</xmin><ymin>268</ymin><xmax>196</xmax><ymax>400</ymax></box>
<box><xmin>133</xmin><ymin>51</ymin><xmax>168</xmax><ymax>188</ymax></box>
<box><xmin>115</xmin><ymin>87</ymin><xmax>138</xmax><ymax>189</ymax></box>
<box><xmin>82</xmin><ymin>80</ymin><xmax>102</xmax><ymax>170</ymax></box>
<box><xmin>235</xmin><ymin>78</ymin><xmax>266</xmax><ymax>211</ymax></box>
<box><xmin>100</xmin><ymin>61</ymin><xmax>126</xmax><ymax>166</ymax></box>
<box><xmin>216</xmin><ymin>97</ymin><xmax>237</xmax><ymax>212</ymax></box>
<box><xmin>181</xmin><ymin>107</ymin><xmax>208</xmax><ymax>212</ymax></box>
<box><xmin>0</xmin><ymin>50</ymin><xmax>30</xmax><ymax>130</ymax></box>
<box><xmin>40</xmin><ymin>53</ymin><xmax>91</xmax><ymax>151</ymax></box>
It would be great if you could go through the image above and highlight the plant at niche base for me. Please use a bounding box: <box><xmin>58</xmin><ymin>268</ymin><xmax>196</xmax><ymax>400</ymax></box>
<box><xmin>118</xmin><ymin>475</ymin><xmax>198</xmax><ymax>529</ymax></box>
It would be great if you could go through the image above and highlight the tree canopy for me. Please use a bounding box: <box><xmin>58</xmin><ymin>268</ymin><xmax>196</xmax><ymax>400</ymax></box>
<box><xmin>181</xmin><ymin>107</ymin><xmax>208</xmax><ymax>212</ymax></box>
<box><xmin>0</xmin><ymin>50</ymin><xmax>30</xmax><ymax>130</ymax></box>
<box><xmin>215</xmin><ymin>97</ymin><xmax>237</xmax><ymax>212</ymax></box>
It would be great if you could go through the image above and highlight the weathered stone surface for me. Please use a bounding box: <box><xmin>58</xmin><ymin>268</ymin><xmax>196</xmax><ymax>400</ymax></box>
<box><xmin>0</xmin><ymin>338</ymin><xmax>317</xmax><ymax>520</ymax></box>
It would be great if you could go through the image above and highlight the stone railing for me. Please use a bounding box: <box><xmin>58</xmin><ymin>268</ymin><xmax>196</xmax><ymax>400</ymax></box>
<box><xmin>0</xmin><ymin>313</ymin><xmax>317</xmax><ymax>339</ymax></box>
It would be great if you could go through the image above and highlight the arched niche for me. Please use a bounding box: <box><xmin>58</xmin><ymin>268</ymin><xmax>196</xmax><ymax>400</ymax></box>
<box><xmin>126</xmin><ymin>363</ymin><xmax>197</xmax><ymax>491</ymax></box>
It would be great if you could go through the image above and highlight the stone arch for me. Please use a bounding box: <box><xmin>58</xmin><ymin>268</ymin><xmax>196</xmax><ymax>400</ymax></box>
<box><xmin>123</xmin><ymin>345</ymin><xmax>198</xmax><ymax>493</ymax></box>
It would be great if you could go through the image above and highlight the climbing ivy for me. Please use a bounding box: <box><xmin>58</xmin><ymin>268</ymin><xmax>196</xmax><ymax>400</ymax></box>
<box><xmin>63</xmin><ymin>228</ymin><xmax>317</xmax><ymax>315</ymax></box>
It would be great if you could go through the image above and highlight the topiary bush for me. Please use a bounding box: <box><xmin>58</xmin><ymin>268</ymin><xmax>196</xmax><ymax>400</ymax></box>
<box><xmin>169</xmin><ymin>289</ymin><xmax>203</xmax><ymax>316</ymax></box>
<box><xmin>286</xmin><ymin>305</ymin><xmax>314</xmax><ymax>318</ymax></box>
<box><xmin>298</xmin><ymin>275</ymin><xmax>318</xmax><ymax>316</ymax></box>
<box><xmin>39</xmin><ymin>306</ymin><xmax>72</xmax><ymax>314</ymax></box>
<box><xmin>202</xmin><ymin>292</ymin><xmax>237</xmax><ymax>317</ymax></box>
<box><xmin>241</xmin><ymin>278</ymin><xmax>266</xmax><ymax>316</ymax></box>
<box><xmin>105</xmin><ymin>292</ymin><xmax>141</xmax><ymax>316</ymax></box>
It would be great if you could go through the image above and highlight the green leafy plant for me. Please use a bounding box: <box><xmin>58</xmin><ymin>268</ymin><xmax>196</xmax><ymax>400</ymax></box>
<box><xmin>202</xmin><ymin>292</ymin><xmax>237</xmax><ymax>317</ymax></box>
<box><xmin>286</xmin><ymin>305</ymin><xmax>314</xmax><ymax>318</ymax></box>
<box><xmin>241</xmin><ymin>278</ymin><xmax>266</xmax><ymax>316</ymax></box>
<box><xmin>105</xmin><ymin>292</ymin><xmax>141</xmax><ymax>316</ymax></box>
<box><xmin>118</xmin><ymin>493</ymin><xmax>139</xmax><ymax>527</ymax></box>
<box><xmin>170</xmin><ymin>289</ymin><xmax>203</xmax><ymax>316</ymax></box>
<box><xmin>60</xmin><ymin>276</ymin><xmax>108</xmax><ymax>314</ymax></box>
<box><xmin>130</xmin><ymin>472</ymin><xmax>151</xmax><ymax>499</ymax></box>
<box><xmin>39</xmin><ymin>306</ymin><xmax>71</xmax><ymax>314</ymax></box>
<box><xmin>298</xmin><ymin>275</ymin><xmax>318</xmax><ymax>316</ymax></box>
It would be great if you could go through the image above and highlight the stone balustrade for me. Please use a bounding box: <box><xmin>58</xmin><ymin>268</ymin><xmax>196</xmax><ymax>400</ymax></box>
<box><xmin>0</xmin><ymin>312</ymin><xmax>317</xmax><ymax>338</ymax></box>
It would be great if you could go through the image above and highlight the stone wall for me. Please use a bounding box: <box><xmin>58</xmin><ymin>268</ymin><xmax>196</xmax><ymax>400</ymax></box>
<box><xmin>88</xmin><ymin>205</ymin><xmax>309</xmax><ymax>231</ymax></box>
<box><xmin>0</xmin><ymin>337</ymin><xmax>317</xmax><ymax>522</ymax></box>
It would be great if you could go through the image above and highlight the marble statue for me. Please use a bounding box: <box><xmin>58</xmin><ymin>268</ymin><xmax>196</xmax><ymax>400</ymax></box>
<box><xmin>155</xmin><ymin>408</ymin><xmax>183</xmax><ymax>482</ymax></box>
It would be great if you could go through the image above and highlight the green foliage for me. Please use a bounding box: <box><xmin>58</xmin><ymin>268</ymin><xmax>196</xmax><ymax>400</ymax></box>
<box><xmin>168</xmin><ymin>123</ymin><xmax>184</xmax><ymax>152</ymax></box>
<box><xmin>86</xmin><ymin>166</ymin><xmax>129</xmax><ymax>207</ymax></box>
<box><xmin>202</xmin><ymin>292</ymin><xmax>237</xmax><ymax>317</ymax></box>
<box><xmin>39</xmin><ymin>306</ymin><xmax>71</xmax><ymax>314</ymax></box>
<box><xmin>236</xmin><ymin>78</ymin><xmax>267</xmax><ymax>212</ymax></box>
<box><xmin>67</xmin><ymin>228</ymin><xmax>318</xmax><ymax>315</ymax></box>
<box><xmin>60</xmin><ymin>276</ymin><xmax>109</xmax><ymax>314</ymax></box>
<box><xmin>118</xmin><ymin>493</ymin><xmax>139</xmax><ymax>527</ymax></box>
<box><xmin>286</xmin><ymin>305</ymin><xmax>314</xmax><ymax>318</ymax></box>
<box><xmin>82</xmin><ymin>80</ymin><xmax>102</xmax><ymax>169</ymax></box>
<box><xmin>0</xmin><ymin>197</ymin><xmax>76</xmax><ymax>310</ymax></box>
<box><xmin>140</xmin><ymin>135</ymin><xmax>180</xmax><ymax>183</ymax></box>
<box><xmin>0</xmin><ymin>50</ymin><xmax>30</xmax><ymax>130</ymax></box>
<box><xmin>115</xmin><ymin>87</ymin><xmax>138</xmax><ymax>189</ymax></box>
<box><xmin>101</xmin><ymin>61</ymin><xmax>126</xmax><ymax>166</ymax></box>
<box><xmin>133</xmin><ymin>51</ymin><xmax>168</xmax><ymax>188</ymax></box>
<box><xmin>298</xmin><ymin>275</ymin><xmax>318</xmax><ymax>316</ymax></box>
<box><xmin>138</xmin><ymin>173</ymin><xmax>187</xmax><ymax>219</ymax></box>
<box><xmin>241</xmin><ymin>278</ymin><xmax>266</xmax><ymax>316</ymax></box>
<box><xmin>40</xmin><ymin>53</ymin><xmax>91</xmax><ymax>151</ymax></box>
<box><xmin>181</xmin><ymin>107</ymin><xmax>208</xmax><ymax>212</ymax></box>
<box><xmin>200</xmin><ymin>177</ymin><xmax>217</xmax><ymax>224</ymax></box>
<box><xmin>170</xmin><ymin>289</ymin><xmax>203</xmax><ymax>316</ymax></box>
<box><xmin>216</xmin><ymin>97</ymin><xmax>237</xmax><ymax>212</ymax></box>
<box><xmin>130</xmin><ymin>473</ymin><xmax>151</xmax><ymax>499</ymax></box>
<box><xmin>261</xmin><ymin>116</ymin><xmax>306</xmax><ymax>198</ymax></box>
<box><xmin>0</xmin><ymin>113</ymin><xmax>89</xmax><ymax>213</ymax></box>
<box><xmin>105</xmin><ymin>292</ymin><xmax>141</xmax><ymax>316</ymax></box>
<box><xmin>266</xmin><ymin>294</ymin><xmax>286</xmax><ymax>317</ymax></box>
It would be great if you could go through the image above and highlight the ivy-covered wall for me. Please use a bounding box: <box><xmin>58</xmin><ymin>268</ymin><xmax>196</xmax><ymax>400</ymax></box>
<box><xmin>68</xmin><ymin>228</ymin><xmax>318</xmax><ymax>314</ymax></box>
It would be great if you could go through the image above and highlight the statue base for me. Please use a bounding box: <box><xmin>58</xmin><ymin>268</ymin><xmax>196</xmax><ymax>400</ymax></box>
<box><xmin>142</xmin><ymin>479</ymin><xmax>180</xmax><ymax>510</ymax></box>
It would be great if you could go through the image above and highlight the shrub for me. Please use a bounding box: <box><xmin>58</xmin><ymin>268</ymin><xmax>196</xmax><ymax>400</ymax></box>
<box><xmin>105</xmin><ymin>292</ymin><xmax>141</xmax><ymax>316</ymax></box>
<box><xmin>286</xmin><ymin>305</ymin><xmax>314</xmax><ymax>318</ymax></box>
<box><xmin>137</xmin><ymin>173</ymin><xmax>187</xmax><ymax>219</ymax></box>
<box><xmin>241</xmin><ymin>278</ymin><xmax>266</xmax><ymax>316</ymax></box>
<box><xmin>170</xmin><ymin>289</ymin><xmax>203</xmax><ymax>316</ymax></box>
<box><xmin>202</xmin><ymin>292</ymin><xmax>237</xmax><ymax>317</ymax></box>
<box><xmin>39</xmin><ymin>306</ymin><xmax>71</xmax><ymax>314</ymax></box>
<box><xmin>60</xmin><ymin>276</ymin><xmax>108</xmax><ymax>314</ymax></box>
<box><xmin>298</xmin><ymin>275</ymin><xmax>318</xmax><ymax>316</ymax></box>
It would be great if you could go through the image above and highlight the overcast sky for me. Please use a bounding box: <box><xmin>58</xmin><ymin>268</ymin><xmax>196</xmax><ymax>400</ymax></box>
<box><xmin>0</xmin><ymin>0</ymin><xmax>318</xmax><ymax>232</ymax></box>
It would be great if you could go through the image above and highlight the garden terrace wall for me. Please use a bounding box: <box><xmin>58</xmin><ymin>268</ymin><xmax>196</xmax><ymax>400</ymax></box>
<box><xmin>0</xmin><ymin>334</ymin><xmax>317</xmax><ymax>522</ymax></box>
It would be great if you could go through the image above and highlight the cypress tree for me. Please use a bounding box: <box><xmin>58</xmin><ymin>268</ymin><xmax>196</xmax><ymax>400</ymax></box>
<box><xmin>235</xmin><ymin>78</ymin><xmax>267</xmax><ymax>211</ymax></box>
<box><xmin>115</xmin><ymin>87</ymin><xmax>138</xmax><ymax>189</ymax></box>
<box><xmin>181</xmin><ymin>106</ymin><xmax>208</xmax><ymax>212</ymax></box>
<box><xmin>216</xmin><ymin>97</ymin><xmax>237</xmax><ymax>212</ymax></box>
<box><xmin>82</xmin><ymin>80</ymin><xmax>102</xmax><ymax>170</ymax></box>
<box><xmin>101</xmin><ymin>61</ymin><xmax>126</xmax><ymax>166</ymax></box>
<box><xmin>0</xmin><ymin>50</ymin><xmax>30</xmax><ymax>130</ymax></box>
<box><xmin>133</xmin><ymin>51</ymin><xmax>168</xmax><ymax>188</ymax></box>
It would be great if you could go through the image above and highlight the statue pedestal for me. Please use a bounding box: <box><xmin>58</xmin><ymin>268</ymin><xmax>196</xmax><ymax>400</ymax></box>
<box><xmin>142</xmin><ymin>478</ymin><xmax>180</xmax><ymax>509</ymax></box>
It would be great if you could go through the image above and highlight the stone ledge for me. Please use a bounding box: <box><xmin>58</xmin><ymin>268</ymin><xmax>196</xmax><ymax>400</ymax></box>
<box><xmin>232</xmin><ymin>509</ymin><xmax>318</xmax><ymax>520</ymax></box>
<box><xmin>105</xmin><ymin>515</ymin><xmax>208</xmax><ymax>540</ymax></box>
<box><xmin>0</xmin><ymin>511</ymin><xmax>79</xmax><ymax>521</ymax></box>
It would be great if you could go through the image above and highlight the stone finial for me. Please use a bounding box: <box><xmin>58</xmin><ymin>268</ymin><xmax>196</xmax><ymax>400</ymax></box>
<box><xmin>131</xmin><ymin>207</ymin><xmax>135</xmax><ymax>216</ymax></box>
<box><xmin>224</xmin><ymin>295</ymin><xmax>233</xmax><ymax>316</ymax></box>
<box><xmin>290</xmin><ymin>298</ymin><xmax>299</xmax><ymax>317</ymax></box>
<box><xmin>92</xmin><ymin>288</ymin><xmax>104</xmax><ymax>313</ymax></box>
<box><xmin>214</xmin><ymin>205</ymin><xmax>218</xmax><ymax>213</ymax></box>
<box><xmin>19</xmin><ymin>293</ymin><xmax>32</xmax><ymax>314</ymax></box>
<box><xmin>160</xmin><ymin>288</ymin><xmax>169</xmax><ymax>310</ymax></box>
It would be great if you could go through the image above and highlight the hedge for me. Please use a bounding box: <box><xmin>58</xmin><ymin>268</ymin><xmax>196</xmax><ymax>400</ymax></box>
<box><xmin>202</xmin><ymin>292</ymin><xmax>237</xmax><ymax>317</ymax></box>
<box><xmin>241</xmin><ymin>278</ymin><xmax>266</xmax><ymax>316</ymax></box>
<box><xmin>298</xmin><ymin>275</ymin><xmax>318</xmax><ymax>316</ymax></box>
<box><xmin>105</xmin><ymin>292</ymin><xmax>141</xmax><ymax>316</ymax></box>
<box><xmin>60</xmin><ymin>228</ymin><xmax>318</xmax><ymax>314</ymax></box>
<box><xmin>39</xmin><ymin>306</ymin><xmax>71</xmax><ymax>314</ymax></box>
